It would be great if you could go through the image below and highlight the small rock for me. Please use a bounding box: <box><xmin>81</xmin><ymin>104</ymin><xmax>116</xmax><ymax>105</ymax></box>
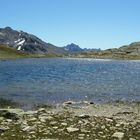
<box><xmin>40</xmin><ymin>118</ymin><xmax>46</xmax><ymax>123</ymax></box>
<box><xmin>38</xmin><ymin>108</ymin><xmax>46</xmax><ymax>112</ymax></box>
<box><xmin>50</xmin><ymin>121</ymin><xmax>57</xmax><ymax>125</ymax></box>
<box><xmin>89</xmin><ymin>101</ymin><xmax>94</xmax><ymax>104</ymax></box>
<box><xmin>28</xmin><ymin>117</ymin><xmax>37</xmax><ymax>122</ymax></box>
<box><xmin>83</xmin><ymin>101</ymin><xmax>89</xmax><ymax>104</ymax></box>
<box><xmin>0</xmin><ymin>117</ymin><xmax>4</xmax><ymax>121</ymax></box>
<box><xmin>63</xmin><ymin>101</ymin><xmax>74</xmax><ymax>105</ymax></box>
<box><xmin>129</xmin><ymin>138</ymin><xmax>136</xmax><ymax>140</ymax></box>
<box><xmin>101</xmin><ymin>125</ymin><xmax>105</xmax><ymax>129</ymax></box>
<box><xmin>39</xmin><ymin>116</ymin><xmax>53</xmax><ymax>122</ymax></box>
<box><xmin>66</xmin><ymin>127</ymin><xmax>79</xmax><ymax>133</ymax></box>
<box><xmin>6</xmin><ymin>119</ymin><xmax>12</xmax><ymax>122</ymax></box>
<box><xmin>79</xmin><ymin>134</ymin><xmax>85</xmax><ymax>137</ymax></box>
<box><xmin>61</xmin><ymin>122</ymin><xmax>67</xmax><ymax>126</ymax></box>
<box><xmin>44</xmin><ymin>139</ymin><xmax>58</xmax><ymax>140</ymax></box>
<box><xmin>112</xmin><ymin>132</ymin><xmax>124</xmax><ymax>139</ymax></box>
<box><xmin>81</xmin><ymin>129</ymin><xmax>90</xmax><ymax>133</ymax></box>
<box><xmin>0</xmin><ymin>109</ymin><xmax>23</xmax><ymax>120</ymax></box>
<box><xmin>116</xmin><ymin>123</ymin><xmax>121</xmax><ymax>127</ymax></box>
<box><xmin>22</xmin><ymin>126</ymin><xmax>36</xmax><ymax>132</ymax></box>
<box><xmin>105</xmin><ymin>118</ymin><xmax>113</xmax><ymax>122</ymax></box>
<box><xmin>22</xmin><ymin>126</ymin><xmax>30</xmax><ymax>131</ymax></box>
<box><xmin>0</xmin><ymin>126</ymin><xmax>9</xmax><ymax>132</ymax></box>
<box><xmin>78</xmin><ymin>137</ymin><xmax>84</xmax><ymax>139</ymax></box>
<box><xmin>26</xmin><ymin>110</ymin><xmax>37</xmax><ymax>115</ymax></box>
<box><xmin>45</xmin><ymin>116</ymin><xmax>54</xmax><ymax>120</ymax></box>
<box><xmin>53</xmin><ymin>126</ymin><xmax>58</xmax><ymax>129</ymax></box>
<box><xmin>78</xmin><ymin>114</ymin><xmax>90</xmax><ymax>119</ymax></box>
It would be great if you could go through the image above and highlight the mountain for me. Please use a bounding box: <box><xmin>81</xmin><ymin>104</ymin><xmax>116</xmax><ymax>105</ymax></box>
<box><xmin>63</xmin><ymin>43</ymin><xmax>83</xmax><ymax>52</ymax></box>
<box><xmin>0</xmin><ymin>27</ymin><xmax>66</xmax><ymax>55</ymax></box>
<box><xmin>63</xmin><ymin>43</ymin><xmax>101</xmax><ymax>52</ymax></box>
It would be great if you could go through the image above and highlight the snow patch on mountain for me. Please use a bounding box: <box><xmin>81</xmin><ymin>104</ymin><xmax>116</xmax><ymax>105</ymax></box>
<box><xmin>17</xmin><ymin>39</ymin><xmax>25</xmax><ymax>46</ymax></box>
<box><xmin>17</xmin><ymin>45</ymin><xmax>22</xmax><ymax>50</ymax></box>
<box><xmin>14</xmin><ymin>39</ymin><xmax>21</xmax><ymax>43</ymax></box>
<box><xmin>14</xmin><ymin>38</ymin><xmax>25</xmax><ymax>46</ymax></box>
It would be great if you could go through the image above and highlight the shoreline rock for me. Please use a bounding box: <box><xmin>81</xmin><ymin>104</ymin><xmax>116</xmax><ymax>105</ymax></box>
<box><xmin>0</xmin><ymin>102</ymin><xmax>140</xmax><ymax>139</ymax></box>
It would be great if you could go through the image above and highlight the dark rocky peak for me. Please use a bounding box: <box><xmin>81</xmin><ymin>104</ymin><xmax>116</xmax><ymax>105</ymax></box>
<box><xmin>63</xmin><ymin>43</ymin><xmax>83</xmax><ymax>52</ymax></box>
<box><xmin>0</xmin><ymin>27</ymin><xmax>13</xmax><ymax>32</ymax></box>
<box><xmin>4</xmin><ymin>26</ymin><xmax>13</xmax><ymax>31</ymax></box>
<box><xmin>63</xmin><ymin>43</ymin><xmax>101</xmax><ymax>52</ymax></box>
<box><xmin>0</xmin><ymin>27</ymin><xmax>18</xmax><ymax>33</ymax></box>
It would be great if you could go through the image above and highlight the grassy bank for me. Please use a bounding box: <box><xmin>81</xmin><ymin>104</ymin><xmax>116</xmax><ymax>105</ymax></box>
<box><xmin>0</xmin><ymin>45</ymin><xmax>33</xmax><ymax>59</ymax></box>
<box><xmin>73</xmin><ymin>51</ymin><xmax>140</xmax><ymax>60</ymax></box>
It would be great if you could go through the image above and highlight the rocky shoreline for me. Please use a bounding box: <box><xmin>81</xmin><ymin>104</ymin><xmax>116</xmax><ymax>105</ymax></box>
<box><xmin>0</xmin><ymin>102</ymin><xmax>140</xmax><ymax>140</ymax></box>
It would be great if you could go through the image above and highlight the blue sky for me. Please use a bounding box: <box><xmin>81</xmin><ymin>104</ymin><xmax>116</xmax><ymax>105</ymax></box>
<box><xmin>0</xmin><ymin>0</ymin><xmax>140</xmax><ymax>49</ymax></box>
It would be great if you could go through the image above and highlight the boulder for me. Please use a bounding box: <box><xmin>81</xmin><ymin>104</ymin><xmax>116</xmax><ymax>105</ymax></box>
<box><xmin>0</xmin><ymin>109</ymin><xmax>24</xmax><ymax>120</ymax></box>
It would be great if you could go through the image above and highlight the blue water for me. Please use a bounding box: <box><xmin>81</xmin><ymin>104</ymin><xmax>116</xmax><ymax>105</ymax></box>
<box><xmin>0</xmin><ymin>58</ymin><xmax>140</xmax><ymax>106</ymax></box>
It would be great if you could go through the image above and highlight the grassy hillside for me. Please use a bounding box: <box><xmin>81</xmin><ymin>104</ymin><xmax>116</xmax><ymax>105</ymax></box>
<box><xmin>74</xmin><ymin>48</ymin><xmax>140</xmax><ymax>60</ymax></box>
<box><xmin>0</xmin><ymin>44</ymin><xmax>64</xmax><ymax>59</ymax></box>
<box><xmin>0</xmin><ymin>44</ymin><xmax>32</xmax><ymax>59</ymax></box>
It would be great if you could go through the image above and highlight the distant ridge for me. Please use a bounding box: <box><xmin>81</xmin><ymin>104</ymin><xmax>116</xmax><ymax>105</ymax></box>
<box><xmin>63</xmin><ymin>43</ymin><xmax>83</xmax><ymax>52</ymax></box>
<box><xmin>0</xmin><ymin>27</ymin><xmax>140</xmax><ymax>59</ymax></box>
<box><xmin>75</xmin><ymin>41</ymin><xmax>140</xmax><ymax>59</ymax></box>
<box><xmin>63</xmin><ymin>43</ymin><xmax>101</xmax><ymax>52</ymax></box>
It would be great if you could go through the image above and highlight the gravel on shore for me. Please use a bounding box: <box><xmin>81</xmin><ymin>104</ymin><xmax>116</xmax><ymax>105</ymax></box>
<box><xmin>0</xmin><ymin>102</ymin><xmax>140</xmax><ymax>140</ymax></box>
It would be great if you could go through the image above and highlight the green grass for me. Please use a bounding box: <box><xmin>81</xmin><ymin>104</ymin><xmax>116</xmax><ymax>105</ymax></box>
<box><xmin>74</xmin><ymin>51</ymin><xmax>140</xmax><ymax>60</ymax></box>
<box><xmin>0</xmin><ymin>44</ymin><xmax>32</xmax><ymax>59</ymax></box>
<box><xmin>0</xmin><ymin>45</ymin><xmax>63</xmax><ymax>59</ymax></box>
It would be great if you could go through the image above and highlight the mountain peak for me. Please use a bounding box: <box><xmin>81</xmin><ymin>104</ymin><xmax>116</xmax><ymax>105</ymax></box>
<box><xmin>4</xmin><ymin>26</ymin><xmax>13</xmax><ymax>31</ymax></box>
<box><xmin>63</xmin><ymin>43</ymin><xmax>82</xmax><ymax>52</ymax></box>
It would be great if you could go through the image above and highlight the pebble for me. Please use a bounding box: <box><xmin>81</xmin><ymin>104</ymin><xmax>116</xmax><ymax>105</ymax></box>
<box><xmin>50</xmin><ymin>121</ymin><xmax>57</xmax><ymax>125</ymax></box>
<box><xmin>78</xmin><ymin>114</ymin><xmax>90</xmax><ymax>119</ymax></box>
<box><xmin>66</xmin><ymin>127</ymin><xmax>79</xmax><ymax>133</ymax></box>
<box><xmin>112</xmin><ymin>132</ymin><xmax>124</xmax><ymax>139</ymax></box>
<box><xmin>129</xmin><ymin>138</ymin><xmax>136</xmax><ymax>140</ymax></box>
<box><xmin>61</xmin><ymin>122</ymin><xmax>67</xmax><ymax>126</ymax></box>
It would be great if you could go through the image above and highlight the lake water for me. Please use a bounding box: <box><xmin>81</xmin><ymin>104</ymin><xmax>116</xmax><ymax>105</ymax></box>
<box><xmin>0</xmin><ymin>58</ymin><xmax>140</xmax><ymax>107</ymax></box>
